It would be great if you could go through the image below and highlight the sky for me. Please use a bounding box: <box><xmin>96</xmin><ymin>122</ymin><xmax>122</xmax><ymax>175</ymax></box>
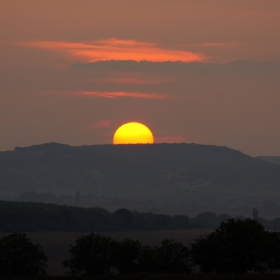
<box><xmin>1</xmin><ymin>0</ymin><xmax>280</xmax><ymax>156</ymax></box>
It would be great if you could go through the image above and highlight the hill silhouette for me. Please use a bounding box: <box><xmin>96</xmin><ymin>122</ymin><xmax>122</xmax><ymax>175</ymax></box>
<box><xmin>82</xmin><ymin>143</ymin><xmax>269</xmax><ymax>170</ymax></box>
<box><xmin>257</xmin><ymin>156</ymin><xmax>280</xmax><ymax>165</ymax></box>
<box><xmin>1</xmin><ymin>143</ymin><xmax>280</xmax><ymax>217</ymax></box>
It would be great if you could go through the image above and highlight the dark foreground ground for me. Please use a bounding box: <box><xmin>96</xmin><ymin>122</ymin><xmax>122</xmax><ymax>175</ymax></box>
<box><xmin>0</xmin><ymin>230</ymin><xmax>212</xmax><ymax>275</ymax></box>
<box><xmin>1</xmin><ymin>274</ymin><xmax>280</xmax><ymax>280</ymax></box>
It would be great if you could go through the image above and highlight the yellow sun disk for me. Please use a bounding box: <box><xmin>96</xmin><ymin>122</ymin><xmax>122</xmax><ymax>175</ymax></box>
<box><xmin>113</xmin><ymin>122</ymin><xmax>154</xmax><ymax>144</ymax></box>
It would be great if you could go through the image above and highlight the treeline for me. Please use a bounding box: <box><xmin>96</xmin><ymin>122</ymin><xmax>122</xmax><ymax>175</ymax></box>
<box><xmin>0</xmin><ymin>200</ymin><xmax>227</xmax><ymax>232</ymax></box>
<box><xmin>1</xmin><ymin>200</ymin><xmax>280</xmax><ymax>232</ymax></box>
<box><xmin>63</xmin><ymin>219</ymin><xmax>280</xmax><ymax>275</ymax></box>
<box><xmin>2</xmin><ymin>219</ymin><xmax>280</xmax><ymax>276</ymax></box>
<box><xmin>1</xmin><ymin>276</ymin><xmax>280</xmax><ymax>280</ymax></box>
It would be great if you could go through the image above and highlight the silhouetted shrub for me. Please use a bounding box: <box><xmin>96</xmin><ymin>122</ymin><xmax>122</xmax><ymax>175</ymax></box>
<box><xmin>64</xmin><ymin>233</ymin><xmax>192</xmax><ymax>276</ymax></box>
<box><xmin>63</xmin><ymin>233</ymin><xmax>117</xmax><ymax>276</ymax></box>
<box><xmin>112</xmin><ymin>239</ymin><xmax>142</xmax><ymax>274</ymax></box>
<box><xmin>191</xmin><ymin>218</ymin><xmax>280</xmax><ymax>273</ymax></box>
<box><xmin>0</xmin><ymin>232</ymin><xmax>48</xmax><ymax>276</ymax></box>
<box><xmin>155</xmin><ymin>239</ymin><xmax>191</xmax><ymax>274</ymax></box>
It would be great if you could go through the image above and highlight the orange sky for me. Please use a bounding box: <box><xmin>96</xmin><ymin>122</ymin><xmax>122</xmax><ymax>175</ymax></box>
<box><xmin>1</xmin><ymin>0</ymin><xmax>280</xmax><ymax>156</ymax></box>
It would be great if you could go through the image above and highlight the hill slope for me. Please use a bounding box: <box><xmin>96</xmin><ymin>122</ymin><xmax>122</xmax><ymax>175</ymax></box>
<box><xmin>81</xmin><ymin>143</ymin><xmax>270</xmax><ymax>170</ymax></box>
<box><xmin>1</xmin><ymin>143</ymin><xmax>280</xmax><ymax>217</ymax></box>
<box><xmin>257</xmin><ymin>156</ymin><xmax>280</xmax><ymax>165</ymax></box>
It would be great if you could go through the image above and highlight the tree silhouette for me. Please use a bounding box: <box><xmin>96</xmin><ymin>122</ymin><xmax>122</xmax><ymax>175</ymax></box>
<box><xmin>63</xmin><ymin>233</ymin><xmax>117</xmax><ymax>276</ymax></box>
<box><xmin>191</xmin><ymin>218</ymin><xmax>280</xmax><ymax>273</ymax></box>
<box><xmin>138</xmin><ymin>244</ymin><xmax>158</xmax><ymax>273</ymax></box>
<box><xmin>0</xmin><ymin>232</ymin><xmax>48</xmax><ymax>276</ymax></box>
<box><xmin>156</xmin><ymin>239</ymin><xmax>191</xmax><ymax>273</ymax></box>
<box><xmin>112</xmin><ymin>239</ymin><xmax>142</xmax><ymax>274</ymax></box>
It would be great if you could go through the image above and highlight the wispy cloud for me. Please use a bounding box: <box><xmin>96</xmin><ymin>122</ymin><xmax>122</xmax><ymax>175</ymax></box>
<box><xmin>89</xmin><ymin>77</ymin><xmax>175</xmax><ymax>85</ymax></box>
<box><xmin>72</xmin><ymin>60</ymin><xmax>280</xmax><ymax>76</ymax></box>
<box><xmin>203</xmin><ymin>42</ymin><xmax>238</xmax><ymax>47</ymax></box>
<box><xmin>50</xmin><ymin>90</ymin><xmax>173</xmax><ymax>99</ymax></box>
<box><xmin>77</xmin><ymin>91</ymin><xmax>172</xmax><ymax>99</ymax></box>
<box><xmin>19</xmin><ymin>38</ymin><xmax>205</xmax><ymax>63</ymax></box>
<box><xmin>91</xmin><ymin>120</ymin><xmax>112</xmax><ymax>129</ymax></box>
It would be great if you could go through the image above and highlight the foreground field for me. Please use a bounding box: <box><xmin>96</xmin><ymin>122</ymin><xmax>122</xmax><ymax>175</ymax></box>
<box><xmin>1</xmin><ymin>275</ymin><xmax>280</xmax><ymax>280</ymax></box>
<box><xmin>0</xmin><ymin>230</ymin><xmax>212</xmax><ymax>275</ymax></box>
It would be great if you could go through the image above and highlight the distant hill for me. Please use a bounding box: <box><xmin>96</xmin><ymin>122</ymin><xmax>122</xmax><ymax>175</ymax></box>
<box><xmin>1</xmin><ymin>142</ymin><xmax>280</xmax><ymax>217</ymax></box>
<box><xmin>257</xmin><ymin>156</ymin><xmax>280</xmax><ymax>165</ymax></box>
<box><xmin>81</xmin><ymin>143</ymin><xmax>272</xmax><ymax>170</ymax></box>
<box><xmin>2</xmin><ymin>142</ymin><xmax>157</xmax><ymax>194</ymax></box>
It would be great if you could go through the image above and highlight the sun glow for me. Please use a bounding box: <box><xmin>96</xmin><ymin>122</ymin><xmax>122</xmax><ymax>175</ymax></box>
<box><xmin>113</xmin><ymin>122</ymin><xmax>154</xmax><ymax>145</ymax></box>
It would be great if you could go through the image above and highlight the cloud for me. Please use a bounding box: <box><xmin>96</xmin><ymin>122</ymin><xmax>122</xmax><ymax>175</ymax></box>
<box><xmin>72</xmin><ymin>59</ymin><xmax>280</xmax><ymax>76</ymax></box>
<box><xmin>203</xmin><ymin>42</ymin><xmax>238</xmax><ymax>47</ymax></box>
<box><xmin>54</xmin><ymin>90</ymin><xmax>173</xmax><ymax>99</ymax></box>
<box><xmin>19</xmin><ymin>38</ymin><xmax>205</xmax><ymax>63</ymax></box>
<box><xmin>89</xmin><ymin>76</ymin><xmax>175</xmax><ymax>85</ymax></box>
<box><xmin>91</xmin><ymin>120</ymin><xmax>112</xmax><ymax>129</ymax></box>
<box><xmin>77</xmin><ymin>91</ymin><xmax>172</xmax><ymax>99</ymax></box>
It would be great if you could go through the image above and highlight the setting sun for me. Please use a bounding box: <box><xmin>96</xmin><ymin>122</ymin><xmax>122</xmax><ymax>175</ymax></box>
<box><xmin>113</xmin><ymin>122</ymin><xmax>154</xmax><ymax>144</ymax></box>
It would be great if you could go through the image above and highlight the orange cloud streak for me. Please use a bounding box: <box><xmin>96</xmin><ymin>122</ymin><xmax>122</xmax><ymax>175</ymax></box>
<box><xmin>77</xmin><ymin>91</ymin><xmax>172</xmax><ymax>99</ymax></box>
<box><xmin>19</xmin><ymin>38</ymin><xmax>205</xmax><ymax>63</ymax></box>
<box><xmin>89</xmin><ymin>77</ymin><xmax>175</xmax><ymax>85</ymax></box>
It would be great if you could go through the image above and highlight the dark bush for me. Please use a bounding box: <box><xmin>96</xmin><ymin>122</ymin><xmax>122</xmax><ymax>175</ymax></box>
<box><xmin>63</xmin><ymin>233</ymin><xmax>117</xmax><ymax>276</ymax></box>
<box><xmin>191</xmin><ymin>218</ymin><xmax>280</xmax><ymax>273</ymax></box>
<box><xmin>0</xmin><ymin>232</ymin><xmax>48</xmax><ymax>276</ymax></box>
